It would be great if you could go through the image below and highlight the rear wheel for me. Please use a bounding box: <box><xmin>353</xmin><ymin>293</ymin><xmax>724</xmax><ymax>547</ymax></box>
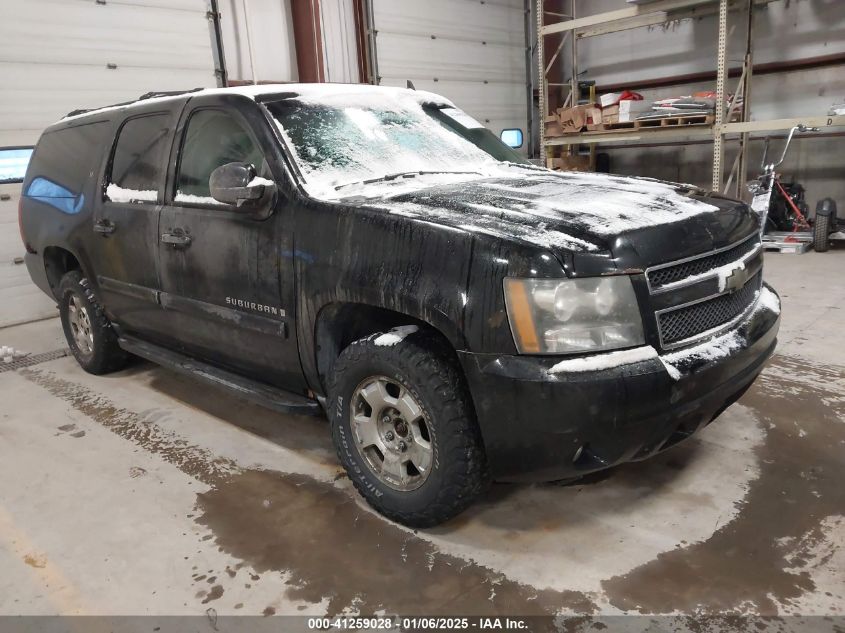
<box><xmin>59</xmin><ymin>270</ymin><xmax>128</xmax><ymax>374</ymax></box>
<box><xmin>813</xmin><ymin>213</ymin><xmax>830</xmax><ymax>252</ymax></box>
<box><xmin>328</xmin><ymin>330</ymin><xmax>489</xmax><ymax>527</ymax></box>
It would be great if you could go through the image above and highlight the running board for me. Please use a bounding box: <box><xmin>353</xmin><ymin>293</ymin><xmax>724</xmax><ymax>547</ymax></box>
<box><xmin>118</xmin><ymin>335</ymin><xmax>323</xmax><ymax>417</ymax></box>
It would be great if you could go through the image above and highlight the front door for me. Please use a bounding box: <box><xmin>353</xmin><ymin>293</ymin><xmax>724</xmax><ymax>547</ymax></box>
<box><xmin>158</xmin><ymin>105</ymin><xmax>305</xmax><ymax>392</ymax></box>
<box><xmin>91</xmin><ymin>111</ymin><xmax>175</xmax><ymax>337</ymax></box>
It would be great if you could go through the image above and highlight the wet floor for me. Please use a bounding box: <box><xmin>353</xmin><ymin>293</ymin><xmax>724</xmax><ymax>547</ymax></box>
<box><xmin>0</xmin><ymin>253</ymin><xmax>843</xmax><ymax>627</ymax></box>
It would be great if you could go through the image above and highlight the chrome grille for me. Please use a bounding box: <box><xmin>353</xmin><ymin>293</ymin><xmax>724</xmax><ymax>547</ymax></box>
<box><xmin>647</xmin><ymin>235</ymin><xmax>760</xmax><ymax>291</ymax></box>
<box><xmin>657</xmin><ymin>272</ymin><xmax>762</xmax><ymax>346</ymax></box>
<box><xmin>646</xmin><ymin>234</ymin><xmax>764</xmax><ymax>350</ymax></box>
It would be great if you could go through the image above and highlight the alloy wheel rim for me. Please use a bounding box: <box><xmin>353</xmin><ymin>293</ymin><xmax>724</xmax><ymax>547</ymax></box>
<box><xmin>350</xmin><ymin>376</ymin><xmax>433</xmax><ymax>491</ymax></box>
<box><xmin>68</xmin><ymin>295</ymin><xmax>94</xmax><ymax>356</ymax></box>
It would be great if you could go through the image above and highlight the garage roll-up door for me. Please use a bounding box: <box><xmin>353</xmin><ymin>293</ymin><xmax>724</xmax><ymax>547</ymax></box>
<box><xmin>0</xmin><ymin>0</ymin><xmax>218</xmax><ymax>147</ymax></box>
<box><xmin>371</xmin><ymin>0</ymin><xmax>528</xmax><ymax>148</ymax></box>
<box><xmin>0</xmin><ymin>0</ymin><xmax>218</xmax><ymax>326</ymax></box>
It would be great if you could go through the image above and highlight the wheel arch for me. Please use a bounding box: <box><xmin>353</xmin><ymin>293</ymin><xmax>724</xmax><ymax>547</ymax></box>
<box><xmin>43</xmin><ymin>245</ymin><xmax>84</xmax><ymax>301</ymax></box>
<box><xmin>312</xmin><ymin>302</ymin><xmax>466</xmax><ymax>397</ymax></box>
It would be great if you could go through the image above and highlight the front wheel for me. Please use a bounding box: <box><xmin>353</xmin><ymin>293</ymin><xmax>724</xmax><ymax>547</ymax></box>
<box><xmin>328</xmin><ymin>330</ymin><xmax>489</xmax><ymax>527</ymax></box>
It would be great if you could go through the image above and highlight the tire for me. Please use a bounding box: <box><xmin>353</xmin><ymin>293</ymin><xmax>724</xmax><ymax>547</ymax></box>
<box><xmin>813</xmin><ymin>213</ymin><xmax>830</xmax><ymax>253</ymax></box>
<box><xmin>58</xmin><ymin>270</ymin><xmax>128</xmax><ymax>374</ymax></box>
<box><xmin>328</xmin><ymin>329</ymin><xmax>489</xmax><ymax>527</ymax></box>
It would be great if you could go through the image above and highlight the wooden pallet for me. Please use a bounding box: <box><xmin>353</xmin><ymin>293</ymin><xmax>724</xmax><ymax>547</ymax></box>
<box><xmin>762</xmin><ymin>232</ymin><xmax>813</xmax><ymax>254</ymax></box>
<box><xmin>603</xmin><ymin>114</ymin><xmax>715</xmax><ymax>130</ymax></box>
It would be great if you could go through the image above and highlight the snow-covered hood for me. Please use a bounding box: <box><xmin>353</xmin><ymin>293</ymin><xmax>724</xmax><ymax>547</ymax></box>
<box><xmin>359</xmin><ymin>171</ymin><xmax>758</xmax><ymax>271</ymax></box>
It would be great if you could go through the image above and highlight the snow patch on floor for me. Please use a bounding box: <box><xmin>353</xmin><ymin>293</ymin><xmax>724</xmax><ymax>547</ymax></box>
<box><xmin>0</xmin><ymin>346</ymin><xmax>29</xmax><ymax>363</ymax></box>
<box><xmin>373</xmin><ymin>326</ymin><xmax>419</xmax><ymax>347</ymax></box>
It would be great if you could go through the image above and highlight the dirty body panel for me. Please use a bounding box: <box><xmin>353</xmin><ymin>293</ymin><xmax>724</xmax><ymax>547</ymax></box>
<box><xmin>20</xmin><ymin>84</ymin><xmax>780</xmax><ymax>486</ymax></box>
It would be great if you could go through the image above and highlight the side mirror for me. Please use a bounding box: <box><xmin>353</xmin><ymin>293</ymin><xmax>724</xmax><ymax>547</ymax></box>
<box><xmin>209</xmin><ymin>162</ymin><xmax>274</xmax><ymax>208</ymax></box>
<box><xmin>500</xmin><ymin>128</ymin><xmax>524</xmax><ymax>149</ymax></box>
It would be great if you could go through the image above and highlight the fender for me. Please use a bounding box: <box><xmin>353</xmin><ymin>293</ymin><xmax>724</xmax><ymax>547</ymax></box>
<box><xmin>292</xmin><ymin>202</ymin><xmax>474</xmax><ymax>395</ymax></box>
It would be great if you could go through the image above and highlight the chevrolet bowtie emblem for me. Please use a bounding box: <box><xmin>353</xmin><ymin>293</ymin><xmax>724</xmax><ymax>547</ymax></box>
<box><xmin>723</xmin><ymin>265</ymin><xmax>751</xmax><ymax>293</ymax></box>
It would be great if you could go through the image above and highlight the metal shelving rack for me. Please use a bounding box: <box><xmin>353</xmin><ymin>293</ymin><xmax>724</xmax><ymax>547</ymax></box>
<box><xmin>537</xmin><ymin>0</ymin><xmax>845</xmax><ymax>196</ymax></box>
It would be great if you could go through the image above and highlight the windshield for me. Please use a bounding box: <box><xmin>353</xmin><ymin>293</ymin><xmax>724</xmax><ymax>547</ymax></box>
<box><xmin>264</xmin><ymin>93</ymin><xmax>529</xmax><ymax>200</ymax></box>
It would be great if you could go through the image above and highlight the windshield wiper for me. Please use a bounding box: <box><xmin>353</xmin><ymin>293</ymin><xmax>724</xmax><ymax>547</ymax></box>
<box><xmin>334</xmin><ymin>170</ymin><xmax>481</xmax><ymax>191</ymax></box>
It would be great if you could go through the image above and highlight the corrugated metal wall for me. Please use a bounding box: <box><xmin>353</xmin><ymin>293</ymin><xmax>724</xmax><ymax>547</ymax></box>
<box><xmin>371</xmin><ymin>0</ymin><xmax>529</xmax><ymax>145</ymax></box>
<box><xmin>0</xmin><ymin>0</ymin><xmax>219</xmax><ymax>147</ymax></box>
<box><xmin>219</xmin><ymin>0</ymin><xmax>299</xmax><ymax>83</ymax></box>
<box><xmin>0</xmin><ymin>0</ymin><xmax>219</xmax><ymax>326</ymax></box>
<box><xmin>320</xmin><ymin>0</ymin><xmax>359</xmax><ymax>83</ymax></box>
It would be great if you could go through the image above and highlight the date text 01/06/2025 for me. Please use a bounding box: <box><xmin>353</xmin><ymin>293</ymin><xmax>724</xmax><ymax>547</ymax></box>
<box><xmin>307</xmin><ymin>616</ymin><xmax>530</xmax><ymax>630</ymax></box>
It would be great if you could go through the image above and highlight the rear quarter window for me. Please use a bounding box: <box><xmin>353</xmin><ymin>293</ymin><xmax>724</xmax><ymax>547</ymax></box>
<box><xmin>24</xmin><ymin>121</ymin><xmax>110</xmax><ymax>214</ymax></box>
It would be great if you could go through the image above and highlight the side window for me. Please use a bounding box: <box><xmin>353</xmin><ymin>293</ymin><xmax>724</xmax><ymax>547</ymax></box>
<box><xmin>106</xmin><ymin>114</ymin><xmax>170</xmax><ymax>204</ymax></box>
<box><xmin>175</xmin><ymin>109</ymin><xmax>264</xmax><ymax>204</ymax></box>
<box><xmin>24</xmin><ymin>122</ymin><xmax>110</xmax><ymax>214</ymax></box>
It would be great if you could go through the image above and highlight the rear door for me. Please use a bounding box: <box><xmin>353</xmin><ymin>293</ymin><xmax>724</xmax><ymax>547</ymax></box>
<box><xmin>157</xmin><ymin>98</ymin><xmax>304</xmax><ymax>392</ymax></box>
<box><xmin>91</xmin><ymin>109</ymin><xmax>177</xmax><ymax>338</ymax></box>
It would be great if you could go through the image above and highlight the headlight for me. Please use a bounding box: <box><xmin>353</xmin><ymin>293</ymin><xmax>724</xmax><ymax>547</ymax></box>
<box><xmin>503</xmin><ymin>276</ymin><xmax>645</xmax><ymax>354</ymax></box>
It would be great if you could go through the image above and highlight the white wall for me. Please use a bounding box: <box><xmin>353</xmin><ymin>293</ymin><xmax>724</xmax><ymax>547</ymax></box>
<box><xmin>578</xmin><ymin>0</ymin><xmax>845</xmax><ymax>95</ymax></box>
<box><xmin>0</xmin><ymin>0</ymin><xmax>224</xmax><ymax>326</ymax></box>
<box><xmin>219</xmin><ymin>0</ymin><xmax>299</xmax><ymax>83</ymax></box>
<box><xmin>0</xmin><ymin>0</ymin><xmax>219</xmax><ymax>146</ymax></box>
<box><xmin>321</xmin><ymin>0</ymin><xmax>360</xmax><ymax>83</ymax></box>
<box><xmin>372</xmin><ymin>0</ymin><xmax>530</xmax><ymax>147</ymax></box>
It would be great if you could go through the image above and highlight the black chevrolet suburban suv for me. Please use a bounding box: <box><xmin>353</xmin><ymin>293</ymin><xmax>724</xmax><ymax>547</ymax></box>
<box><xmin>20</xmin><ymin>84</ymin><xmax>781</xmax><ymax>527</ymax></box>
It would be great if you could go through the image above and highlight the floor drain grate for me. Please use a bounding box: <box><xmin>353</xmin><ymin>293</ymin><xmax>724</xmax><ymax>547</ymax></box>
<box><xmin>0</xmin><ymin>349</ymin><xmax>68</xmax><ymax>373</ymax></box>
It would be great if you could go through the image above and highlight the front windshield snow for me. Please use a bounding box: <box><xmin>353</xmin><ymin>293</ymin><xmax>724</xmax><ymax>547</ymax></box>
<box><xmin>264</xmin><ymin>93</ymin><xmax>528</xmax><ymax>200</ymax></box>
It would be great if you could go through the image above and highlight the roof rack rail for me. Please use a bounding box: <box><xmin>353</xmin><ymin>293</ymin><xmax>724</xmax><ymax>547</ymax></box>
<box><xmin>63</xmin><ymin>87</ymin><xmax>208</xmax><ymax>119</ymax></box>
<box><xmin>138</xmin><ymin>87</ymin><xmax>205</xmax><ymax>100</ymax></box>
<box><xmin>64</xmin><ymin>99</ymin><xmax>136</xmax><ymax>118</ymax></box>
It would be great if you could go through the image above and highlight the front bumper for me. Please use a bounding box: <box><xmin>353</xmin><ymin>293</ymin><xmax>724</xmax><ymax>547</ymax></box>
<box><xmin>458</xmin><ymin>284</ymin><xmax>781</xmax><ymax>482</ymax></box>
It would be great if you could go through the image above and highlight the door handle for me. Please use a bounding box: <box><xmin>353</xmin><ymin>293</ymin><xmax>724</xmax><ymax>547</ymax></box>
<box><xmin>161</xmin><ymin>231</ymin><xmax>192</xmax><ymax>248</ymax></box>
<box><xmin>93</xmin><ymin>220</ymin><xmax>115</xmax><ymax>236</ymax></box>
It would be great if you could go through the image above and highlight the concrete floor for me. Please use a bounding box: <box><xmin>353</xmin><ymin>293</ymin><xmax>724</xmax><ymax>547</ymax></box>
<box><xmin>0</xmin><ymin>250</ymin><xmax>843</xmax><ymax>628</ymax></box>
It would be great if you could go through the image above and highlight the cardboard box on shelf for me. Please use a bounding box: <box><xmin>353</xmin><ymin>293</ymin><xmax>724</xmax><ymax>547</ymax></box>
<box><xmin>557</xmin><ymin>104</ymin><xmax>602</xmax><ymax>133</ymax></box>
<box><xmin>545</xmin><ymin>114</ymin><xmax>563</xmax><ymax>137</ymax></box>
<box><xmin>602</xmin><ymin>104</ymin><xmax>619</xmax><ymax>123</ymax></box>
<box><xmin>619</xmin><ymin>99</ymin><xmax>651</xmax><ymax>120</ymax></box>
<box><xmin>600</xmin><ymin>92</ymin><xmax>623</xmax><ymax>108</ymax></box>
<box><xmin>603</xmin><ymin>100</ymin><xmax>651</xmax><ymax>124</ymax></box>
<box><xmin>546</xmin><ymin>155</ymin><xmax>591</xmax><ymax>172</ymax></box>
